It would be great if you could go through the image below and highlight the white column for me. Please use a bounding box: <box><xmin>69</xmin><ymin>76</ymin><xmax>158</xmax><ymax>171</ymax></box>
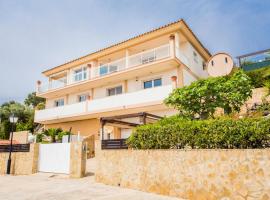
<box><xmin>36</xmin><ymin>80</ymin><xmax>41</xmax><ymax>93</ymax></box>
<box><xmin>91</xmin><ymin>60</ymin><xmax>97</xmax><ymax>78</ymax></box>
<box><xmin>67</xmin><ymin>69</ymin><xmax>72</xmax><ymax>84</ymax></box>
<box><xmin>171</xmin><ymin>76</ymin><xmax>178</xmax><ymax>89</ymax></box>
<box><xmin>87</xmin><ymin>64</ymin><xmax>92</xmax><ymax>80</ymax></box>
<box><xmin>125</xmin><ymin>49</ymin><xmax>130</xmax><ymax>68</ymax></box>
<box><xmin>169</xmin><ymin>34</ymin><xmax>175</xmax><ymax>58</ymax></box>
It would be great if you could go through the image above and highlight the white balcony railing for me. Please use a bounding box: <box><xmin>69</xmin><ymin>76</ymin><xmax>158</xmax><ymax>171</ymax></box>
<box><xmin>38</xmin><ymin>79</ymin><xmax>67</xmax><ymax>93</ymax></box>
<box><xmin>128</xmin><ymin>44</ymin><xmax>170</xmax><ymax>68</ymax></box>
<box><xmin>38</xmin><ymin>44</ymin><xmax>172</xmax><ymax>93</ymax></box>
<box><xmin>35</xmin><ymin>85</ymin><xmax>173</xmax><ymax>122</ymax></box>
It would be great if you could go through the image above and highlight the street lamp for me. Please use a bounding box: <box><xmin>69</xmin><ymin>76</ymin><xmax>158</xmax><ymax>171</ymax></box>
<box><xmin>6</xmin><ymin>113</ymin><xmax>18</xmax><ymax>174</ymax></box>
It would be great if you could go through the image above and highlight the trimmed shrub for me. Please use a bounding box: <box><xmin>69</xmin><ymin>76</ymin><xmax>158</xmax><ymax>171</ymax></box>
<box><xmin>245</xmin><ymin>66</ymin><xmax>270</xmax><ymax>88</ymax></box>
<box><xmin>126</xmin><ymin>116</ymin><xmax>270</xmax><ymax>149</ymax></box>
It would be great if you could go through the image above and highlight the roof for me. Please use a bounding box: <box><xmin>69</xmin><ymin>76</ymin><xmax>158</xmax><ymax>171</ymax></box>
<box><xmin>43</xmin><ymin>19</ymin><xmax>211</xmax><ymax>76</ymax></box>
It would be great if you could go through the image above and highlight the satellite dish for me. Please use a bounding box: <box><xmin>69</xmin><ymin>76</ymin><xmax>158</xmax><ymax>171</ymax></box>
<box><xmin>207</xmin><ymin>53</ymin><xmax>234</xmax><ymax>77</ymax></box>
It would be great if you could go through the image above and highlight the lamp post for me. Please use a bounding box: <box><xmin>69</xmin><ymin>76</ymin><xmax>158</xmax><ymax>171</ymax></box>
<box><xmin>6</xmin><ymin>113</ymin><xmax>18</xmax><ymax>174</ymax></box>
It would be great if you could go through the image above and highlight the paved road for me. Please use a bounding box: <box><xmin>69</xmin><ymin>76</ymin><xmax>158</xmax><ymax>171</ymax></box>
<box><xmin>0</xmin><ymin>173</ymin><xmax>179</xmax><ymax>200</ymax></box>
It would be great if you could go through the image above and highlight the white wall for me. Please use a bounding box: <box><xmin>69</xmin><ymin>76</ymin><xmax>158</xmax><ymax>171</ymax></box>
<box><xmin>179</xmin><ymin>41</ymin><xmax>208</xmax><ymax>78</ymax></box>
<box><xmin>183</xmin><ymin>68</ymin><xmax>197</xmax><ymax>86</ymax></box>
<box><xmin>128</xmin><ymin>69</ymin><xmax>177</xmax><ymax>92</ymax></box>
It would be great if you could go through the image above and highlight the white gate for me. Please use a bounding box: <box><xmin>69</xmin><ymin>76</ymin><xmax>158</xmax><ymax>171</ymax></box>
<box><xmin>38</xmin><ymin>143</ymin><xmax>70</xmax><ymax>174</ymax></box>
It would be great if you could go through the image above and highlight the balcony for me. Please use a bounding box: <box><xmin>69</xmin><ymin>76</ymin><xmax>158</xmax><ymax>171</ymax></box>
<box><xmin>35</xmin><ymin>85</ymin><xmax>173</xmax><ymax>123</ymax></box>
<box><xmin>37</xmin><ymin>44</ymin><xmax>184</xmax><ymax>97</ymax></box>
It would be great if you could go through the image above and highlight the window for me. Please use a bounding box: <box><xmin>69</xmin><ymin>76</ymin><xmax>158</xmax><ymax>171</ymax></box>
<box><xmin>143</xmin><ymin>78</ymin><xmax>162</xmax><ymax>89</ymax></box>
<box><xmin>211</xmin><ymin>60</ymin><xmax>214</xmax><ymax>66</ymax></box>
<box><xmin>203</xmin><ymin>62</ymin><xmax>207</xmax><ymax>70</ymax></box>
<box><xmin>99</xmin><ymin>64</ymin><xmax>118</xmax><ymax>76</ymax></box>
<box><xmin>99</xmin><ymin>65</ymin><xmax>108</xmax><ymax>76</ymax></box>
<box><xmin>193</xmin><ymin>51</ymin><xmax>198</xmax><ymax>63</ymax></box>
<box><xmin>73</xmin><ymin>67</ymin><xmax>87</xmax><ymax>82</ymax></box>
<box><xmin>78</xmin><ymin>94</ymin><xmax>88</xmax><ymax>102</ymax></box>
<box><xmin>107</xmin><ymin>86</ymin><xmax>123</xmax><ymax>96</ymax></box>
<box><xmin>55</xmin><ymin>99</ymin><xmax>64</xmax><ymax>107</ymax></box>
<box><xmin>225</xmin><ymin>57</ymin><xmax>228</xmax><ymax>63</ymax></box>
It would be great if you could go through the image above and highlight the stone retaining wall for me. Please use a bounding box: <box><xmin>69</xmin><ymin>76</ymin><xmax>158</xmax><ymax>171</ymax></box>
<box><xmin>0</xmin><ymin>144</ymin><xmax>39</xmax><ymax>175</ymax></box>
<box><xmin>95</xmin><ymin>149</ymin><xmax>270</xmax><ymax>200</ymax></box>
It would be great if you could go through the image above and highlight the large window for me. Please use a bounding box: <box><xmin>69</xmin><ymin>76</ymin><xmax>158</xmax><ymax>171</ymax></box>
<box><xmin>73</xmin><ymin>67</ymin><xmax>87</xmax><ymax>82</ymax></box>
<box><xmin>55</xmin><ymin>99</ymin><xmax>64</xmax><ymax>107</ymax></box>
<box><xmin>107</xmin><ymin>86</ymin><xmax>123</xmax><ymax>96</ymax></box>
<box><xmin>99</xmin><ymin>65</ymin><xmax>108</xmax><ymax>76</ymax></box>
<box><xmin>99</xmin><ymin>64</ymin><xmax>118</xmax><ymax>76</ymax></box>
<box><xmin>143</xmin><ymin>78</ymin><xmax>162</xmax><ymax>89</ymax></box>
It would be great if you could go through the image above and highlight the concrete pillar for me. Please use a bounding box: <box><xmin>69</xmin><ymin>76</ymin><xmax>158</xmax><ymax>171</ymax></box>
<box><xmin>69</xmin><ymin>142</ymin><xmax>86</xmax><ymax>178</ymax></box>
<box><xmin>65</xmin><ymin>94</ymin><xmax>69</xmax><ymax>105</ymax></box>
<box><xmin>91</xmin><ymin>60</ymin><xmax>98</xmax><ymax>78</ymax></box>
<box><xmin>169</xmin><ymin>34</ymin><xmax>176</xmax><ymax>58</ymax></box>
<box><xmin>36</xmin><ymin>80</ymin><xmax>41</xmax><ymax>93</ymax></box>
<box><xmin>124</xmin><ymin>80</ymin><xmax>128</xmax><ymax>93</ymax></box>
<box><xmin>48</xmin><ymin>77</ymin><xmax>52</xmax><ymax>89</ymax></box>
<box><xmin>87</xmin><ymin>64</ymin><xmax>92</xmax><ymax>80</ymax></box>
<box><xmin>125</xmin><ymin>49</ymin><xmax>130</xmax><ymax>68</ymax></box>
<box><xmin>171</xmin><ymin>76</ymin><xmax>178</xmax><ymax>89</ymax></box>
<box><xmin>177</xmin><ymin>65</ymin><xmax>184</xmax><ymax>87</ymax></box>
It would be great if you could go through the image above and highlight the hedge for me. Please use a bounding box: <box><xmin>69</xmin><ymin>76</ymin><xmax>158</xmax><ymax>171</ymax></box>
<box><xmin>245</xmin><ymin>66</ymin><xmax>270</xmax><ymax>88</ymax></box>
<box><xmin>126</xmin><ymin>116</ymin><xmax>270</xmax><ymax>149</ymax></box>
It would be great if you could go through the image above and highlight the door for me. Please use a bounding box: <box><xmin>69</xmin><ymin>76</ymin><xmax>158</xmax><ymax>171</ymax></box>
<box><xmin>38</xmin><ymin>143</ymin><xmax>70</xmax><ymax>174</ymax></box>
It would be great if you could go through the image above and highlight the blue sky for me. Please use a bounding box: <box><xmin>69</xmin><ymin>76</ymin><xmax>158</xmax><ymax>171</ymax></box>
<box><xmin>0</xmin><ymin>0</ymin><xmax>269</xmax><ymax>104</ymax></box>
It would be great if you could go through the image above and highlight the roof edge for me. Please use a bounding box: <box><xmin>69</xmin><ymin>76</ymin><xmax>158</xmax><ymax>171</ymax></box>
<box><xmin>42</xmin><ymin>19</ymin><xmax>211</xmax><ymax>75</ymax></box>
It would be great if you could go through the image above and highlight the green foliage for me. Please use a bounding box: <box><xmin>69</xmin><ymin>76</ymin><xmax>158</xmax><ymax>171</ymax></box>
<box><xmin>36</xmin><ymin>133</ymin><xmax>43</xmax><ymax>143</ymax></box>
<box><xmin>0</xmin><ymin>101</ymin><xmax>35</xmax><ymax>139</ymax></box>
<box><xmin>24</xmin><ymin>92</ymin><xmax>45</xmax><ymax>108</ymax></box>
<box><xmin>245</xmin><ymin>66</ymin><xmax>270</xmax><ymax>88</ymax></box>
<box><xmin>127</xmin><ymin>116</ymin><xmax>270</xmax><ymax>149</ymax></box>
<box><xmin>43</xmin><ymin>128</ymin><xmax>63</xmax><ymax>143</ymax></box>
<box><xmin>39</xmin><ymin>128</ymin><xmax>71</xmax><ymax>143</ymax></box>
<box><xmin>57</xmin><ymin>131</ymin><xmax>70</xmax><ymax>142</ymax></box>
<box><xmin>164</xmin><ymin>70</ymin><xmax>253</xmax><ymax>118</ymax></box>
<box><xmin>36</xmin><ymin>102</ymin><xmax>45</xmax><ymax>110</ymax></box>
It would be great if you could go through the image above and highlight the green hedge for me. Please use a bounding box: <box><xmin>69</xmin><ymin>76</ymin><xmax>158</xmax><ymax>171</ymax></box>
<box><xmin>245</xmin><ymin>66</ymin><xmax>270</xmax><ymax>88</ymax></box>
<box><xmin>126</xmin><ymin>116</ymin><xmax>270</xmax><ymax>149</ymax></box>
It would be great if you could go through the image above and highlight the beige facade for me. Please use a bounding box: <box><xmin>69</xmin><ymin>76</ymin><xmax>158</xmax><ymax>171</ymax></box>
<box><xmin>45</xmin><ymin>118</ymin><xmax>100</xmax><ymax>138</ymax></box>
<box><xmin>0</xmin><ymin>144</ymin><xmax>39</xmax><ymax>175</ymax></box>
<box><xmin>95</xmin><ymin>148</ymin><xmax>270</xmax><ymax>200</ymax></box>
<box><xmin>35</xmin><ymin>19</ymin><xmax>211</xmax><ymax>139</ymax></box>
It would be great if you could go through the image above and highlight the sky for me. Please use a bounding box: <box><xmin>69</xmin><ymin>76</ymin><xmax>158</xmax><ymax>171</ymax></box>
<box><xmin>0</xmin><ymin>0</ymin><xmax>270</xmax><ymax>104</ymax></box>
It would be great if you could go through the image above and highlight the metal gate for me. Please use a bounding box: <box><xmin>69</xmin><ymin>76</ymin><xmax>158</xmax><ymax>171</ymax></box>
<box><xmin>38</xmin><ymin>143</ymin><xmax>70</xmax><ymax>174</ymax></box>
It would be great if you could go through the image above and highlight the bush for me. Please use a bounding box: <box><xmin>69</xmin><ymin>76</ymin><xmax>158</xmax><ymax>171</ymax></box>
<box><xmin>127</xmin><ymin>116</ymin><xmax>270</xmax><ymax>149</ymax></box>
<box><xmin>165</xmin><ymin>70</ymin><xmax>253</xmax><ymax>119</ymax></box>
<box><xmin>245</xmin><ymin>66</ymin><xmax>270</xmax><ymax>88</ymax></box>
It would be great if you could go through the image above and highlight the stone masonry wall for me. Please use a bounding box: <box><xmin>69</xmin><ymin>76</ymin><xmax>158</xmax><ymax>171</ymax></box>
<box><xmin>0</xmin><ymin>144</ymin><xmax>39</xmax><ymax>175</ymax></box>
<box><xmin>95</xmin><ymin>149</ymin><xmax>270</xmax><ymax>200</ymax></box>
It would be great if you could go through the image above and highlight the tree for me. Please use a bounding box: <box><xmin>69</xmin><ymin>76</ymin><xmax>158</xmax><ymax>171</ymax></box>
<box><xmin>43</xmin><ymin>128</ymin><xmax>63</xmax><ymax>143</ymax></box>
<box><xmin>24</xmin><ymin>92</ymin><xmax>45</xmax><ymax>108</ymax></box>
<box><xmin>0</xmin><ymin>101</ymin><xmax>35</xmax><ymax>139</ymax></box>
<box><xmin>164</xmin><ymin>70</ymin><xmax>253</xmax><ymax>119</ymax></box>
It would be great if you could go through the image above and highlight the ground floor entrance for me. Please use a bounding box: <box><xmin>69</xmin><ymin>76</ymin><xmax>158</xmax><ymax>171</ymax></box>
<box><xmin>38</xmin><ymin>143</ymin><xmax>71</xmax><ymax>174</ymax></box>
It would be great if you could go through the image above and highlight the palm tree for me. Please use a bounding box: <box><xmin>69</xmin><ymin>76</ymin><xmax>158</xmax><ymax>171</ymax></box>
<box><xmin>44</xmin><ymin>128</ymin><xmax>62</xmax><ymax>143</ymax></box>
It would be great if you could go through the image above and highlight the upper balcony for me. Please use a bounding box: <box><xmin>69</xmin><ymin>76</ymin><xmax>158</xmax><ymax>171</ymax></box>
<box><xmin>35</xmin><ymin>84</ymin><xmax>173</xmax><ymax>123</ymax></box>
<box><xmin>37</xmin><ymin>43</ymin><xmax>187</xmax><ymax>98</ymax></box>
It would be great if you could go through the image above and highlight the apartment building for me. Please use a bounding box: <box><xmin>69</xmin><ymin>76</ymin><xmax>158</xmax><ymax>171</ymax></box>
<box><xmin>34</xmin><ymin>19</ymin><xmax>211</xmax><ymax>142</ymax></box>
